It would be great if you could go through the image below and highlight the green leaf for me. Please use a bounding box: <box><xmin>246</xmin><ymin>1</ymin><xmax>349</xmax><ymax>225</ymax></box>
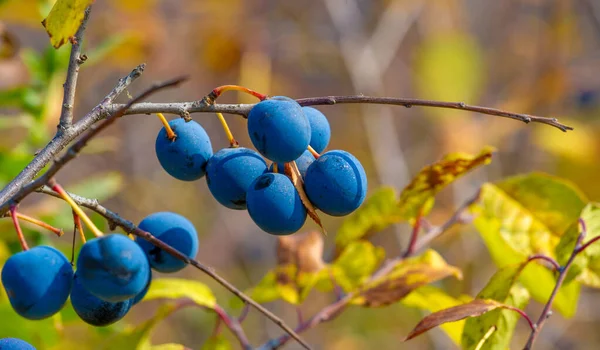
<box><xmin>143</xmin><ymin>278</ymin><xmax>216</xmax><ymax>309</ymax></box>
<box><xmin>0</xmin><ymin>302</ymin><xmax>60</xmax><ymax>347</ymax></box>
<box><xmin>201</xmin><ymin>335</ymin><xmax>232</xmax><ymax>350</ymax></box>
<box><xmin>402</xmin><ymin>285</ymin><xmax>470</xmax><ymax>345</ymax></box>
<box><xmin>336</xmin><ymin>187</ymin><xmax>401</xmax><ymax>248</ymax></box>
<box><xmin>461</xmin><ymin>264</ymin><xmax>530</xmax><ymax>350</ymax></box>
<box><xmin>102</xmin><ymin>303</ymin><xmax>179</xmax><ymax>350</ymax></box>
<box><xmin>42</xmin><ymin>0</ymin><xmax>94</xmax><ymax>48</ymax></box>
<box><xmin>496</xmin><ymin>172</ymin><xmax>587</xmax><ymax>235</ymax></box>
<box><xmin>398</xmin><ymin>146</ymin><xmax>494</xmax><ymax>222</ymax></box>
<box><xmin>556</xmin><ymin>203</ymin><xmax>600</xmax><ymax>287</ymax></box>
<box><xmin>351</xmin><ymin>249</ymin><xmax>462</xmax><ymax>307</ymax></box>
<box><xmin>472</xmin><ymin>183</ymin><xmax>580</xmax><ymax>317</ymax></box>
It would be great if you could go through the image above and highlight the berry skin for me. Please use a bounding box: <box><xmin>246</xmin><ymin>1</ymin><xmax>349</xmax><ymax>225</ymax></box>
<box><xmin>269</xmin><ymin>150</ymin><xmax>315</xmax><ymax>178</ymax></box>
<box><xmin>0</xmin><ymin>338</ymin><xmax>36</xmax><ymax>350</ymax></box>
<box><xmin>303</xmin><ymin>107</ymin><xmax>331</xmax><ymax>153</ymax></box>
<box><xmin>155</xmin><ymin>118</ymin><xmax>213</xmax><ymax>181</ymax></box>
<box><xmin>206</xmin><ymin>147</ymin><xmax>268</xmax><ymax>209</ymax></box>
<box><xmin>132</xmin><ymin>269</ymin><xmax>152</xmax><ymax>305</ymax></box>
<box><xmin>247</xmin><ymin>97</ymin><xmax>311</xmax><ymax>163</ymax></box>
<box><xmin>304</xmin><ymin>150</ymin><xmax>367</xmax><ymax>216</ymax></box>
<box><xmin>76</xmin><ymin>234</ymin><xmax>150</xmax><ymax>302</ymax></box>
<box><xmin>1</xmin><ymin>246</ymin><xmax>73</xmax><ymax>320</ymax></box>
<box><xmin>70</xmin><ymin>273</ymin><xmax>132</xmax><ymax>327</ymax></box>
<box><xmin>246</xmin><ymin>173</ymin><xmax>307</xmax><ymax>235</ymax></box>
<box><xmin>136</xmin><ymin>212</ymin><xmax>198</xmax><ymax>273</ymax></box>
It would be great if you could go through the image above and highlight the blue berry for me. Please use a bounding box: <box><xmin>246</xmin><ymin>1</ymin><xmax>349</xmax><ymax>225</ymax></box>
<box><xmin>303</xmin><ymin>107</ymin><xmax>331</xmax><ymax>153</ymax></box>
<box><xmin>304</xmin><ymin>150</ymin><xmax>367</xmax><ymax>216</ymax></box>
<box><xmin>1</xmin><ymin>246</ymin><xmax>73</xmax><ymax>320</ymax></box>
<box><xmin>155</xmin><ymin>118</ymin><xmax>213</xmax><ymax>181</ymax></box>
<box><xmin>206</xmin><ymin>147</ymin><xmax>267</xmax><ymax>209</ymax></box>
<box><xmin>132</xmin><ymin>268</ymin><xmax>152</xmax><ymax>305</ymax></box>
<box><xmin>70</xmin><ymin>273</ymin><xmax>132</xmax><ymax>327</ymax></box>
<box><xmin>0</xmin><ymin>338</ymin><xmax>36</xmax><ymax>350</ymax></box>
<box><xmin>136</xmin><ymin>212</ymin><xmax>198</xmax><ymax>273</ymax></box>
<box><xmin>247</xmin><ymin>97</ymin><xmax>311</xmax><ymax>163</ymax></box>
<box><xmin>269</xmin><ymin>150</ymin><xmax>315</xmax><ymax>178</ymax></box>
<box><xmin>76</xmin><ymin>234</ymin><xmax>150</xmax><ymax>302</ymax></box>
<box><xmin>246</xmin><ymin>173</ymin><xmax>307</xmax><ymax>235</ymax></box>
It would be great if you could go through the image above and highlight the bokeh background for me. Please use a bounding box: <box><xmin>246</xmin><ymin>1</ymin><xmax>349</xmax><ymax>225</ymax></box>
<box><xmin>1</xmin><ymin>0</ymin><xmax>600</xmax><ymax>349</ymax></box>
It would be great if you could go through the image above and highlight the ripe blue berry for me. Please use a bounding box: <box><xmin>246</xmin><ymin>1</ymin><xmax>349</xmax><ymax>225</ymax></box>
<box><xmin>0</xmin><ymin>338</ymin><xmax>36</xmax><ymax>350</ymax></box>
<box><xmin>155</xmin><ymin>118</ymin><xmax>213</xmax><ymax>181</ymax></box>
<box><xmin>303</xmin><ymin>107</ymin><xmax>331</xmax><ymax>153</ymax></box>
<box><xmin>136</xmin><ymin>212</ymin><xmax>198</xmax><ymax>273</ymax></box>
<box><xmin>70</xmin><ymin>273</ymin><xmax>132</xmax><ymax>327</ymax></box>
<box><xmin>76</xmin><ymin>234</ymin><xmax>150</xmax><ymax>302</ymax></box>
<box><xmin>304</xmin><ymin>150</ymin><xmax>367</xmax><ymax>216</ymax></box>
<box><xmin>269</xmin><ymin>150</ymin><xmax>315</xmax><ymax>178</ymax></box>
<box><xmin>246</xmin><ymin>173</ymin><xmax>307</xmax><ymax>235</ymax></box>
<box><xmin>1</xmin><ymin>246</ymin><xmax>73</xmax><ymax>320</ymax></box>
<box><xmin>247</xmin><ymin>97</ymin><xmax>311</xmax><ymax>163</ymax></box>
<box><xmin>206</xmin><ymin>147</ymin><xmax>267</xmax><ymax>209</ymax></box>
<box><xmin>132</xmin><ymin>269</ymin><xmax>152</xmax><ymax>305</ymax></box>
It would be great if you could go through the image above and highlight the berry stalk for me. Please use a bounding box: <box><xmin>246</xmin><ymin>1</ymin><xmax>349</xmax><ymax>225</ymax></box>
<box><xmin>156</xmin><ymin>113</ymin><xmax>176</xmax><ymax>140</ymax></box>
<box><xmin>216</xmin><ymin>112</ymin><xmax>238</xmax><ymax>147</ymax></box>
<box><xmin>48</xmin><ymin>179</ymin><xmax>103</xmax><ymax>238</ymax></box>
<box><xmin>9</xmin><ymin>205</ymin><xmax>29</xmax><ymax>251</ymax></box>
<box><xmin>210</xmin><ymin>85</ymin><xmax>267</xmax><ymax>101</ymax></box>
<box><xmin>8</xmin><ymin>212</ymin><xmax>64</xmax><ymax>237</ymax></box>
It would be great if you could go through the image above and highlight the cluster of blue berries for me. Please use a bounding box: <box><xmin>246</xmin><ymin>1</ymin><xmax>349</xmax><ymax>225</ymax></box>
<box><xmin>1</xmin><ymin>212</ymin><xmax>198</xmax><ymax>328</ymax></box>
<box><xmin>155</xmin><ymin>96</ymin><xmax>367</xmax><ymax>235</ymax></box>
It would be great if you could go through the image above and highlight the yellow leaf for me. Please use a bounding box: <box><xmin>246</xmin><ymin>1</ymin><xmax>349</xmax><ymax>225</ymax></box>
<box><xmin>144</xmin><ymin>278</ymin><xmax>216</xmax><ymax>309</ymax></box>
<box><xmin>42</xmin><ymin>0</ymin><xmax>94</xmax><ymax>49</ymax></box>
<box><xmin>398</xmin><ymin>146</ymin><xmax>495</xmax><ymax>221</ymax></box>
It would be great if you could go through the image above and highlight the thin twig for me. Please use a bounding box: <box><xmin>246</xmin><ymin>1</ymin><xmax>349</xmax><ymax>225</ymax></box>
<box><xmin>36</xmin><ymin>187</ymin><xmax>311</xmax><ymax>350</ymax></box>
<box><xmin>523</xmin><ymin>222</ymin><xmax>588</xmax><ymax>349</ymax></box>
<box><xmin>58</xmin><ymin>7</ymin><xmax>91</xmax><ymax>130</ymax></box>
<box><xmin>213</xmin><ymin>305</ymin><xmax>253</xmax><ymax>350</ymax></box>
<box><xmin>0</xmin><ymin>64</ymin><xmax>145</xmax><ymax>212</ymax></box>
<box><xmin>527</xmin><ymin>254</ymin><xmax>561</xmax><ymax>271</ymax></box>
<box><xmin>109</xmin><ymin>95</ymin><xmax>573</xmax><ymax>132</ymax></box>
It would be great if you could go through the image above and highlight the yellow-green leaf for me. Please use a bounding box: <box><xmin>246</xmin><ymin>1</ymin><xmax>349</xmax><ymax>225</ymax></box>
<box><xmin>42</xmin><ymin>0</ymin><xmax>94</xmax><ymax>49</ymax></box>
<box><xmin>556</xmin><ymin>203</ymin><xmax>600</xmax><ymax>287</ymax></box>
<box><xmin>402</xmin><ymin>285</ymin><xmax>471</xmax><ymax>345</ymax></box>
<box><xmin>336</xmin><ymin>187</ymin><xmax>401</xmax><ymax>248</ymax></box>
<box><xmin>461</xmin><ymin>265</ymin><xmax>530</xmax><ymax>350</ymax></box>
<box><xmin>496</xmin><ymin>172</ymin><xmax>587</xmax><ymax>235</ymax></box>
<box><xmin>398</xmin><ymin>146</ymin><xmax>494</xmax><ymax>222</ymax></box>
<box><xmin>351</xmin><ymin>249</ymin><xmax>462</xmax><ymax>307</ymax></box>
<box><xmin>201</xmin><ymin>335</ymin><xmax>232</xmax><ymax>350</ymax></box>
<box><xmin>328</xmin><ymin>241</ymin><xmax>385</xmax><ymax>293</ymax></box>
<box><xmin>151</xmin><ymin>344</ymin><xmax>187</xmax><ymax>350</ymax></box>
<box><xmin>102</xmin><ymin>303</ymin><xmax>179</xmax><ymax>350</ymax></box>
<box><xmin>144</xmin><ymin>278</ymin><xmax>216</xmax><ymax>309</ymax></box>
<box><xmin>472</xmin><ymin>184</ymin><xmax>580</xmax><ymax>317</ymax></box>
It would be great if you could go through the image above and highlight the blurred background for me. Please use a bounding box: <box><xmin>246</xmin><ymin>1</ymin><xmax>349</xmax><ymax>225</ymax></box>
<box><xmin>1</xmin><ymin>0</ymin><xmax>600</xmax><ymax>349</ymax></box>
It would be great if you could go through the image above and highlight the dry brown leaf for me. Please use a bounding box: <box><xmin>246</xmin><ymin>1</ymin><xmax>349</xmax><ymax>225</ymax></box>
<box><xmin>285</xmin><ymin>161</ymin><xmax>326</xmax><ymax>234</ymax></box>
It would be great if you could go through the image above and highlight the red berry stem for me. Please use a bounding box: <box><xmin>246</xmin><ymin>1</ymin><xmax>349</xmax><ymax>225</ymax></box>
<box><xmin>307</xmin><ymin>145</ymin><xmax>320</xmax><ymax>159</ymax></box>
<box><xmin>8</xmin><ymin>212</ymin><xmax>64</xmax><ymax>237</ymax></box>
<box><xmin>210</xmin><ymin>85</ymin><xmax>267</xmax><ymax>102</ymax></box>
<box><xmin>9</xmin><ymin>205</ymin><xmax>29</xmax><ymax>251</ymax></box>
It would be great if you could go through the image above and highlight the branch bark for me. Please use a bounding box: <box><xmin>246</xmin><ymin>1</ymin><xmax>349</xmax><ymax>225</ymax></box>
<box><xmin>58</xmin><ymin>6</ymin><xmax>91</xmax><ymax>130</ymax></box>
<box><xmin>0</xmin><ymin>64</ymin><xmax>145</xmax><ymax>210</ymax></box>
<box><xmin>108</xmin><ymin>95</ymin><xmax>573</xmax><ymax>132</ymax></box>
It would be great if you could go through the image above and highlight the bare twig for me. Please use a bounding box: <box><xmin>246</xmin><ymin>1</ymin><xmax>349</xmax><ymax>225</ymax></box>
<box><xmin>108</xmin><ymin>95</ymin><xmax>573</xmax><ymax>132</ymax></box>
<box><xmin>213</xmin><ymin>305</ymin><xmax>253</xmax><ymax>350</ymax></box>
<box><xmin>36</xmin><ymin>187</ymin><xmax>312</xmax><ymax>350</ymax></box>
<box><xmin>58</xmin><ymin>7</ymin><xmax>91</xmax><ymax>130</ymax></box>
<box><xmin>0</xmin><ymin>64</ymin><xmax>145</xmax><ymax>211</ymax></box>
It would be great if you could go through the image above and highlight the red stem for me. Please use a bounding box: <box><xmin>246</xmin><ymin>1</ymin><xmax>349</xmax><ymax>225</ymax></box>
<box><xmin>213</xmin><ymin>305</ymin><xmax>252</xmax><ymax>350</ymax></box>
<box><xmin>505</xmin><ymin>306</ymin><xmax>535</xmax><ymax>331</ymax></box>
<box><xmin>403</xmin><ymin>214</ymin><xmax>423</xmax><ymax>258</ymax></box>
<box><xmin>9</xmin><ymin>205</ymin><xmax>29</xmax><ymax>251</ymax></box>
<box><xmin>527</xmin><ymin>254</ymin><xmax>560</xmax><ymax>271</ymax></box>
<box><xmin>237</xmin><ymin>302</ymin><xmax>250</xmax><ymax>323</ymax></box>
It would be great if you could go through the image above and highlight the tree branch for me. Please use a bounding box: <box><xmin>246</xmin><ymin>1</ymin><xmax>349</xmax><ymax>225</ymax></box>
<box><xmin>58</xmin><ymin>6</ymin><xmax>91</xmax><ymax>130</ymax></box>
<box><xmin>108</xmin><ymin>95</ymin><xmax>573</xmax><ymax>132</ymax></box>
<box><xmin>36</xmin><ymin>186</ymin><xmax>311</xmax><ymax>350</ymax></box>
<box><xmin>0</xmin><ymin>64</ymin><xmax>145</xmax><ymax>211</ymax></box>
